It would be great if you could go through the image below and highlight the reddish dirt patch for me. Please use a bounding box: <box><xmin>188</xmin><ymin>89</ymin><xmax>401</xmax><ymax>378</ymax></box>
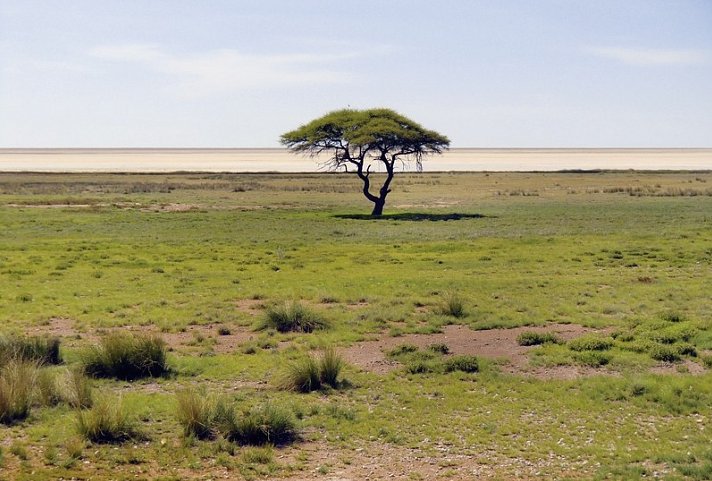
<box><xmin>159</xmin><ymin>324</ymin><xmax>256</xmax><ymax>354</ymax></box>
<box><xmin>650</xmin><ymin>359</ymin><xmax>705</xmax><ymax>375</ymax></box>
<box><xmin>27</xmin><ymin>317</ymin><xmax>77</xmax><ymax>337</ymax></box>
<box><xmin>342</xmin><ymin>323</ymin><xmax>601</xmax><ymax>378</ymax></box>
<box><xmin>235</xmin><ymin>298</ymin><xmax>265</xmax><ymax>315</ymax></box>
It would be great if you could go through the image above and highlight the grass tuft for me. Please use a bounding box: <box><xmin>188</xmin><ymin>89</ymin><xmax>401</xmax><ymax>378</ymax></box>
<box><xmin>440</xmin><ymin>292</ymin><xmax>466</xmax><ymax>318</ymax></box>
<box><xmin>226</xmin><ymin>405</ymin><xmax>296</xmax><ymax>446</ymax></box>
<box><xmin>517</xmin><ymin>331</ymin><xmax>562</xmax><ymax>346</ymax></box>
<box><xmin>75</xmin><ymin>395</ymin><xmax>142</xmax><ymax>443</ymax></box>
<box><xmin>0</xmin><ymin>335</ymin><xmax>61</xmax><ymax>366</ymax></box>
<box><xmin>175</xmin><ymin>388</ymin><xmax>229</xmax><ymax>440</ymax></box>
<box><xmin>281</xmin><ymin>347</ymin><xmax>345</xmax><ymax>392</ymax></box>
<box><xmin>0</xmin><ymin>360</ymin><xmax>38</xmax><ymax>424</ymax></box>
<box><xmin>260</xmin><ymin>301</ymin><xmax>329</xmax><ymax>333</ymax></box>
<box><xmin>81</xmin><ymin>332</ymin><xmax>169</xmax><ymax>380</ymax></box>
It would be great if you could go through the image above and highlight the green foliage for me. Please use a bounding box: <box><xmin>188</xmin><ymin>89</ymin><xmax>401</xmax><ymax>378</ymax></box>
<box><xmin>516</xmin><ymin>331</ymin><xmax>562</xmax><ymax>346</ymax></box>
<box><xmin>568</xmin><ymin>335</ymin><xmax>613</xmax><ymax>352</ymax></box>
<box><xmin>260</xmin><ymin>302</ymin><xmax>328</xmax><ymax>333</ymax></box>
<box><xmin>81</xmin><ymin>332</ymin><xmax>169</xmax><ymax>380</ymax></box>
<box><xmin>0</xmin><ymin>335</ymin><xmax>61</xmax><ymax>366</ymax></box>
<box><xmin>0</xmin><ymin>360</ymin><xmax>37</xmax><ymax>424</ymax></box>
<box><xmin>443</xmin><ymin>355</ymin><xmax>480</xmax><ymax>373</ymax></box>
<box><xmin>281</xmin><ymin>108</ymin><xmax>449</xmax><ymax>159</ymax></box>
<box><xmin>75</xmin><ymin>395</ymin><xmax>142</xmax><ymax>444</ymax></box>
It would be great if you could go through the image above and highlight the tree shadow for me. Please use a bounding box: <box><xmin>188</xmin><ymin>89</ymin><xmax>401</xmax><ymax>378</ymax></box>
<box><xmin>334</xmin><ymin>212</ymin><xmax>490</xmax><ymax>221</ymax></box>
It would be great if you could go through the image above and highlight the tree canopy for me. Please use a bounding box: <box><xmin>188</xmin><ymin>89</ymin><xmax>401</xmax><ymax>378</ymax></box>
<box><xmin>281</xmin><ymin>108</ymin><xmax>449</xmax><ymax>216</ymax></box>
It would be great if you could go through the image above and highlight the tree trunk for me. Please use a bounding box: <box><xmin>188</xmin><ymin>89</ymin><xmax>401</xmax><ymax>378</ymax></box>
<box><xmin>371</xmin><ymin>198</ymin><xmax>385</xmax><ymax>216</ymax></box>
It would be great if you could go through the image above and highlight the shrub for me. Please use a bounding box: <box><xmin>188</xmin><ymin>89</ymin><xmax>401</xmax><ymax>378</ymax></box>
<box><xmin>660</xmin><ymin>311</ymin><xmax>685</xmax><ymax>323</ymax></box>
<box><xmin>387</xmin><ymin>344</ymin><xmax>419</xmax><ymax>357</ymax></box>
<box><xmin>517</xmin><ymin>331</ymin><xmax>562</xmax><ymax>346</ymax></box>
<box><xmin>646</xmin><ymin>324</ymin><xmax>696</xmax><ymax>344</ymax></box>
<box><xmin>440</xmin><ymin>292</ymin><xmax>466</xmax><ymax>318</ymax></box>
<box><xmin>568</xmin><ymin>335</ymin><xmax>613</xmax><ymax>352</ymax></box>
<box><xmin>0</xmin><ymin>335</ymin><xmax>61</xmax><ymax>366</ymax></box>
<box><xmin>76</xmin><ymin>396</ymin><xmax>142</xmax><ymax>443</ymax></box>
<box><xmin>702</xmin><ymin>355</ymin><xmax>712</xmax><ymax>369</ymax></box>
<box><xmin>260</xmin><ymin>302</ymin><xmax>328</xmax><ymax>333</ymax></box>
<box><xmin>444</xmin><ymin>355</ymin><xmax>480</xmax><ymax>373</ymax></box>
<box><xmin>574</xmin><ymin>351</ymin><xmax>611</xmax><ymax>367</ymax></box>
<box><xmin>405</xmin><ymin>359</ymin><xmax>439</xmax><ymax>374</ymax></box>
<box><xmin>427</xmin><ymin>343</ymin><xmax>450</xmax><ymax>354</ymax></box>
<box><xmin>649</xmin><ymin>344</ymin><xmax>681</xmax><ymax>363</ymax></box>
<box><xmin>226</xmin><ymin>405</ymin><xmax>296</xmax><ymax>446</ymax></box>
<box><xmin>82</xmin><ymin>332</ymin><xmax>169</xmax><ymax>380</ymax></box>
<box><xmin>0</xmin><ymin>360</ymin><xmax>38</xmax><ymax>424</ymax></box>
<box><xmin>676</xmin><ymin>343</ymin><xmax>697</xmax><ymax>357</ymax></box>
<box><xmin>217</xmin><ymin>326</ymin><xmax>231</xmax><ymax>336</ymax></box>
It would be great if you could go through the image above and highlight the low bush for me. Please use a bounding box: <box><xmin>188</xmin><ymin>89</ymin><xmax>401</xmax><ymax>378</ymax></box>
<box><xmin>226</xmin><ymin>405</ymin><xmax>296</xmax><ymax>446</ymax></box>
<box><xmin>444</xmin><ymin>355</ymin><xmax>480</xmax><ymax>373</ymax></box>
<box><xmin>574</xmin><ymin>351</ymin><xmax>611</xmax><ymax>367</ymax></box>
<box><xmin>568</xmin><ymin>335</ymin><xmax>613</xmax><ymax>352</ymax></box>
<box><xmin>0</xmin><ymin>360</ymin><xmax>37</xmax><ymax>424</ymax></box>
<box><xmin>702</xmin><ymin>355</ymin><xmax>712</xmax><ymax>369</ymax></box>
<box><xmin>75</xmin><ymin>396</ymin><xmax>142</xmax><ymax>443</ymax></box>
<box><xmin>387</xmin><ymin>344</ymin><xmax>419</xmax><ymax>357</ymax></box>
<box><xmin>516</xmin><ymin>331</ymin><xmax>562</xmax><ymax>346</ymax></box>
<box><xmin>427</xmin><ymin>343</ymin><xmax>450</xmax><ymax>354</ymax></box>
<box><xmin>82</xmin><ymin>332</ymin><xmax>169</xmax><ymax>380</ymax></box>
<box><xmin>260</xmin><ymin>302</ymin><xmax>328</xmax><ymax>333</ymax></box>
<box><xmin>649</xmin><ymin>344</ymin><xmax>681</xmax><ymax>363</ymax></box>
<box><xmin>646</xmin><ymin>324</ymin><xmax>696</xmax><ymax>345</ymax></box>
<box><xmin>405</xmin><ymin>359</ymin><xmax>439</xmax><ymax>374</ymax></box>
<box><xmin>0</xmin><ymin>335</ymin><xmax>61</xmax><ymax>366</ymax></box>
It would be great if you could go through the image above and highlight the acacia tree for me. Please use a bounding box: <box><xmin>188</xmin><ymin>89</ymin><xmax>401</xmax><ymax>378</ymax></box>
<box><xmin>280</xmin><ymin>108</ymin><xmax>450</xmax><ymax>216</ymax></box>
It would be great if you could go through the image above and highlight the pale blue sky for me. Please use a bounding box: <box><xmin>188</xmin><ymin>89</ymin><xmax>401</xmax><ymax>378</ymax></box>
<box><xmin>1</xmin><ymin>1</ymin><xmax>711</xmax><ymax>147</ymax></box>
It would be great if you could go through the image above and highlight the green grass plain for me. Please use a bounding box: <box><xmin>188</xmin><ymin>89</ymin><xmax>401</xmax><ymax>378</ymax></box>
<box><xmin>1</xmin><ymin>170</ymin><xmax>711</xmax><ymax>480</ymax></box>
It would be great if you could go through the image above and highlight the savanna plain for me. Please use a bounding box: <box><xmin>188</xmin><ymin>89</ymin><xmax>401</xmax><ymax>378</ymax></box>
<box><xmin>1</xmin><ymin>170</ymin><xmax>711</xmax><ymax>481</ymax></box>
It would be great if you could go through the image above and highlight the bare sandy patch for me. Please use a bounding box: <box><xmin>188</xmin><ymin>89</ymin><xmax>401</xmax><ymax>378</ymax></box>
<box><xmin>342</xmin><ymin>323</ymin><xmax>601</xmax><ymax>378</ymax></box>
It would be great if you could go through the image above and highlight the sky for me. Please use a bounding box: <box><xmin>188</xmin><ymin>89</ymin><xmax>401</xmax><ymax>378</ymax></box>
<box><xmin>1</xmin><ymin>0</ymin><xmax>711</xmax><ymax>148</ymax></box>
